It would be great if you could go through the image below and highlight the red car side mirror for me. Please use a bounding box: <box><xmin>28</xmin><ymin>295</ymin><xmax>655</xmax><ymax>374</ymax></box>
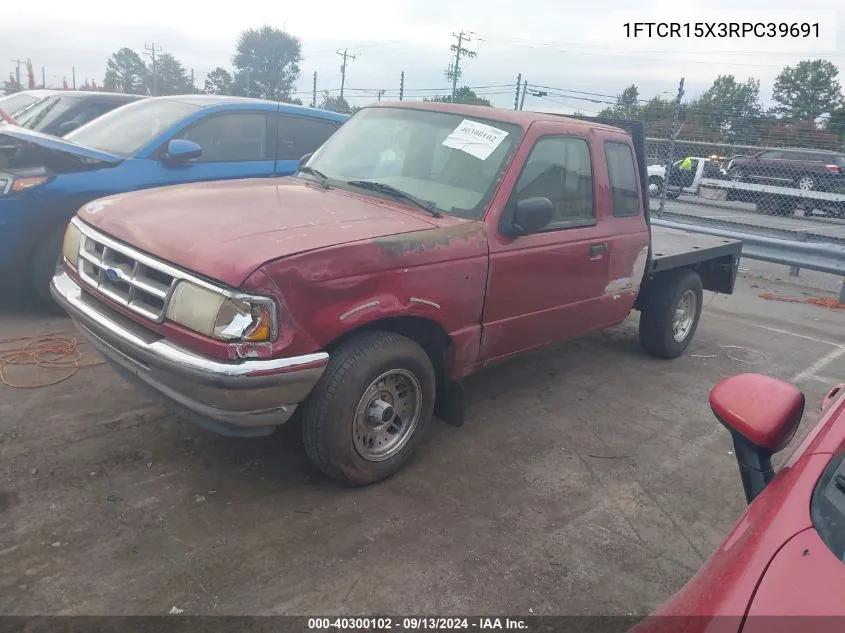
<box><xmin>710</xmin><ymin>373</ymin><xmax>805</xmax><ymax>504</ymax></box>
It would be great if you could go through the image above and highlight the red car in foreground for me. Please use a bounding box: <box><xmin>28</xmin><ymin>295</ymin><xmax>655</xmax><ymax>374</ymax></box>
<box><xmin>635</xmin><ymin>374</ymin><xmax>845</xmax><ymax>633</ymax></box>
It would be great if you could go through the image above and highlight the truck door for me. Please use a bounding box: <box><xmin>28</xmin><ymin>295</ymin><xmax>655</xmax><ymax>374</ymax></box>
<box><xmin>600</xmin><ymin>140</ymin><xmax>651</xmax><ymax>324</ymax></box>
<box><xmin>481</xmin><ymin>134</ymin><xmax>611</xmax><ymax>362</ymax></box>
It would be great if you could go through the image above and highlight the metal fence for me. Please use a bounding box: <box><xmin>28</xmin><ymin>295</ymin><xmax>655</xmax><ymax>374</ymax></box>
<box><xmin>643</xmin><ymin>80</ymin><xmax>845</xmax><ymax>302</ymax></box>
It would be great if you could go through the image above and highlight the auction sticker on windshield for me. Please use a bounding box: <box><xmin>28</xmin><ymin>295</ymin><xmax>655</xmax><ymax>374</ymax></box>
<box><xmin>441</xmin><ymin>119</ymin><xmax>508</xmax><ymax>160</ymax></box>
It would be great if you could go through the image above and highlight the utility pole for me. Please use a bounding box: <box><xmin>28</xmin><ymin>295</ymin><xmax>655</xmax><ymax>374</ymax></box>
<box><xmin>514</xmin><ymin>73</ymin><xmax>522</xmax><ymax>110</ymax></box>
<box><xmin>311</xmin><ymin>71</ymin><xmax>317</xmax><ymax>107</ymax></box>
<box><xmin>377</xmin><ymin>89</ymin><xmax>385</xmax><ymax>102</ymax></box>
<box><xmin>337</xmin><ymin>48</ymin><xmax>356</xmax><ymax>101</ymax></box>
<box><xmin>658</xmin><ymin>77</ymin><xmax>685</xmax><ymax>218</ymax></box>
<box><xmin>42</xmin><ymin>67</ymin><xmax>46</xmax><ymax>89</ymax></box>
<box><xmin>10</xmin><ymin>58</ymin><xmax>24</xmax><ymax>88</ymax></box>
<box><xmin>72</xmin><ymin>66</ymin><xmax>76</xmax><ymax>90</ymax></box>
<box><xmin>519</xmin><ymin>79</ymin><xmax>528</xmax><ymax>110</ymax></box>
<box><xmin>190</xmin><ymin>69</ymin><xmax>195</xmax><ymax>93</ymax></box>
<box><xmin>399</xmin><ymin>71</ymin><xmax>404</xmax><ymax>101</ymax></box>
<box><xmin>445</xmin><ymin>31</ymin><xmax>477</xmax><ymax>102</ymax></box>
<box><xmin>143</xmin><ymin>42</ymin><xmax>162</xmax><ymax>96</ymax></box>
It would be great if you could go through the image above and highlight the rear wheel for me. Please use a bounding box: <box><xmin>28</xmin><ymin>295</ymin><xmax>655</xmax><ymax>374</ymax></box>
<box><xmin>300</xmin><ymin>331</ymin><xmax>437</xmax><ymax>486</ymax></box>
<box><xmin>638</xmin><ymin>269</ymin><xmax>703</xmax><ymax>359</ymax></box>
<box><xmin>797</xmin><ymin>174</ymin><xmax>816</xmax><ymax>191</ymax></box>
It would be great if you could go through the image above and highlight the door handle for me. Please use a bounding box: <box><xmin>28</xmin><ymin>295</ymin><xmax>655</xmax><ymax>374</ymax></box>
<box><xmin>589</xmin><ymin>243</ymin><xmax>607</xmax><ymax>257</ymax></box>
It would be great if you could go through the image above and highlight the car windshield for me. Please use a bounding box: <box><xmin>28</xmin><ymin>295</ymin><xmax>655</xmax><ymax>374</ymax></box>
<box><xmin>0</xmin><ymin>92</ymin><xmax>41</xmax><ymax>116</ymax></box>
<box><xmin>65</xmin><ymin>99</ymin><xmax>200</xmax><ymax>156</ymax></box>
<box><xmin>15</xmin><ymin>95</ymin><xmax>83</xmax><ymax>130</ymax></box>
<box><xmin>304</xmin><ymin>106</ymin><xmax>523</xmax><ymax>219</ymax></box>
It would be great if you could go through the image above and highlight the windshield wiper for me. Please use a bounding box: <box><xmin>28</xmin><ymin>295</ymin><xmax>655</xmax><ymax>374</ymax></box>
<box><xmin>297</xmin><ymin>166</ymin><xmax>330</xmax><ymax>188</ymax></box>
<box><xmin>345</xmin><ymin>180</ymin><xmax>442</xmax><ymax>218</ymax></box>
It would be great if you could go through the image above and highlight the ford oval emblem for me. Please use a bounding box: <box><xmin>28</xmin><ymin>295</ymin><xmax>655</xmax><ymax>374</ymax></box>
<box><xmin>105</xmin><ymin>268</ymin><xmax>120</xmax><ymax>281</ymax></box>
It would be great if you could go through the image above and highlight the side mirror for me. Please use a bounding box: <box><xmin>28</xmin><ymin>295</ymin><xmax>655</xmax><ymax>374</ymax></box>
<box><xmin>298</xmin><ymin>152</ymin><xmax>313</xmax><ymax>170</ymax></box>
<box><xmin>58</xmin><ymin>120</ymin><xmax>81</xmax><ymax>135</ymax></box>
<box><xmin>503</xmin><ymin>197</ymin><xmax>553</xmax><ymax>237</ymax></box>
<box><xmin>165</xmin><ymin>139</ymin><xmax>202</xmax><ymax>162</ymax></box>
<box><xmin>710</xmin><ymin>373</ymin><xmax>805</xmax><ymax>504</ymax></box>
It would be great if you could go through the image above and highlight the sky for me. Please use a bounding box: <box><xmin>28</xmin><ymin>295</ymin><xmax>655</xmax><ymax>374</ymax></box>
<box><xmin>2</xmin><ymin>0</ymin><xmax>844</xmax><ymax>114</ymax></box>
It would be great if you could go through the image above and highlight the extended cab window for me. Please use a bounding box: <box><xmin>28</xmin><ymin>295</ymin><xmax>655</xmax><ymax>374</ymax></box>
<box><xmin>276</xmin><ymin>115</ymin><xmax>339</xmax><ymax>161</ymax></box>
<box><xmin>511</xmin><ymin>136</ymin><xmax>594</xmax><ymax>229</ymax></box>
<box><xmin>604</xmin><ymin>141</ymin><xmax>640</xmax><ymax>217</ymax></box>
<box><xmin>176</xmin><ymin>112</ymin><xmax>270</xmax><ymax>162</ymax></box>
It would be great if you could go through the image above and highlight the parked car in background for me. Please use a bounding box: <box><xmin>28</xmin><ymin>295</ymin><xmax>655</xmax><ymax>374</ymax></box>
<box><xmin>726</xmin><ymin>148</ymin><xmax>845</xmax><ymax>191</ymax></box>
<box><xmin>0</xmin><ymin>95</ymin><xmax>347</xmax><ymax>304</ymax></box>
<box><xmin>8</xmin><ymin>91</ymin><xmax>145</xmax><ymax>137</ymax></box>
<box><xmin>634</xmin><ymin>374</ymin><xmax>845</xmax><ymax>633</ymax></box>
<box><xmin>0</xmin><ymin>89</ymin><xmax>60</xmax><ymax>118</ymax></box>
<box><xmin>647</xmin><ymin>156</ymin><xmax>724</xmax><ymax>199</ymax></box>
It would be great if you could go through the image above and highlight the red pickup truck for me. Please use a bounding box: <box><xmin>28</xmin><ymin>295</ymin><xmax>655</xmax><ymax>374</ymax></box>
<box><xmin>51</xmin><ymin>102</ymin><xmax>742</xmax><ymax>485</ymax></box>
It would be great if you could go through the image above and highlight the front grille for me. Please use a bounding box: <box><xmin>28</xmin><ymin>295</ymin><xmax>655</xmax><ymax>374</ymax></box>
<box><xmin>77</xmin><ymin>228</ymin><xmax>177</xmax><ymax>322</ymax></box>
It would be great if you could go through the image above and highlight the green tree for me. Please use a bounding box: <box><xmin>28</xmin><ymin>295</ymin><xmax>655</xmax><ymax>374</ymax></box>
<box><xmin>825</xmin><ymin>104</ymin><xmax>845</xmax><ymax>145</ymax></box>
<box><xmin>425</xmin><ymin>86</ymin><xmax>491</xmax><ymax>106</ymax></box>
<box><xmin>319</xmin><ymin>91</ymin><xmax>351</xmax><ymax>113</ymax></box>
<box><xmin>638</xmin><ymin>96</ymin><xmax>675</xmax><ymax>123</ymax></box>
<box><xmin>693</xmin><ymin>75</ymin><xmax>762</xmax><ymax>142</ymax></box>
<box><xmin>103</xmin><ymin>47</ymin><xmax>149</xmax><ymax>94</ymax></box>
<box><xmin>204</xmin><ymin>67</ymin><xmax>233</xmax><ymax>95</ymax></box>
<box><xmin>598</xmin><ymin>84</ymin><xmax>640</xmax><ymax>119</ymax></box>
<box><xmin>772</xmin><ymin>59</ymin><xmax>843</xmax><ymax>122</ymax></box>
<box><xmin>232</xmin><ymin>25</ymin><xmax>302</xmax><ymax>100</ymax></box>
<box><xmin>153</xmin><ymin>53</ymin><xmax>191</xmax><ymax>95</ymax></box>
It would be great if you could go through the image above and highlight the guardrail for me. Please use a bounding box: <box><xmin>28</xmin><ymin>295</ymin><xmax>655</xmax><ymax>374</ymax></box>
<box><xmin>652</xmin><ymin>218</ymin><xmax>845</xmax><ymax>303</ymax></box>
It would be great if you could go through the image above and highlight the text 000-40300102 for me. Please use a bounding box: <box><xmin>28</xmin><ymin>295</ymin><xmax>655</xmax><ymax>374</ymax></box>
<box><xmin>622</xmin><ymin>22</ymin><xmax>820</xmax><ymax>38</ymax></box>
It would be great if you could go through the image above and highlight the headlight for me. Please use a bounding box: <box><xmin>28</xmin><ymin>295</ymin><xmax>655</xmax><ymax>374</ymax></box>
<box><xmin>0</xmin><ymin>173</ymin><xmax>50</xmax><ymax>195</ymax></box>
<box><xmin>166</xmin><ymin>281</ymin><xmax>276</xmax><ymax>343</ymax></box>
<box><xmin>62</xmin><ymin>221</ymin><xmax>82</xmax><ymax>268</ymax></box>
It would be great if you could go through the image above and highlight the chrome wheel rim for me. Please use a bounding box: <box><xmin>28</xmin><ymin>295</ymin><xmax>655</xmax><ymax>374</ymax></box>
<box><xmin>648</xmin><ymin>181</ymin><xmax>660</xmax><ymax>197</ymax></box>
<box><xmin>798</xmin><ymin>176</ymin><xmax>814</xmax><ymax>190</ymax></box>
<box><xmin>729</xmin><ymin>170</ymin><xmax>742</xmax><ymax>181</ymax></box>
<box><xmin>672</xmin><ymin>290</ymin><xmax>696</xmax><ymax>343</ymax></box>
<box><xmin>353</xmin><ymin>369</ymin><xmax>422</xmax><ymax>462</ymax></box>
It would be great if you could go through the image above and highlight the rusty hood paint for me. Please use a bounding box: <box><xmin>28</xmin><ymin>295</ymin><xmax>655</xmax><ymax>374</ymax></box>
<box><xmin>77</xmin><ymin>177</ymin><xmax>440</xmax><ymax>287</ymax></box>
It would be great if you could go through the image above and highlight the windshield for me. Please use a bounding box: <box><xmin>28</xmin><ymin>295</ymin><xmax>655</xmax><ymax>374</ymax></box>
<box><xmin>66</xmin><ymin>99</ymin><xmax>199</xmax><ymax>156</ymax></box>
<box><xmin>305</xmin><ymin>107</ymin><xmax>522</xmax><ymax>219</ymax></box>
<box><xmin>0</xmin><ymin>92</ymin><xmax>41</xmax><ymax>116</ymax></box>
<box><xmin>16</xmin><ymin>95</ymin><xmax>83</xmax><ymax>130</ymax></box>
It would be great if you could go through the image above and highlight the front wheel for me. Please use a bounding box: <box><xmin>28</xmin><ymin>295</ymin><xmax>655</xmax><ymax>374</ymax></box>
<box><xmin>638</xmin><ymin>269</ymin><xmax>703</xmax><ymax>359</ymax></box>
<box><xmin>648</xmin><ymin>176</ymin><xmax>663</xmax><ymax>198</ymax></box>
<box><xmin>796</xmin><ymin>174</ymin><xmax>816</xmax><ymax>191</ymax></box>
<box><xmin>300</xmin><ymin>331</ymin><xmax>437</xmax><ymax>486</ymax></box>
<box><xmin>31</xmin><ymin>223</ymin><xmax>68</xmax><ymax>310</ymax></box>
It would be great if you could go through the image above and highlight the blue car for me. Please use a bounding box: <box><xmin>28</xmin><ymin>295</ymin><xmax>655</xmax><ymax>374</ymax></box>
<box><xmin>0</xmin><ymin>95</ymin><xmax>348</xmax><ymax>304</ymax></box>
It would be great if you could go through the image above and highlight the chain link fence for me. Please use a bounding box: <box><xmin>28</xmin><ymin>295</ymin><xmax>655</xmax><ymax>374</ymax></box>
<box><xmin>641</xmin><ymin>81</ymin><xmax>845</xmax><ymax>301</ymax></box>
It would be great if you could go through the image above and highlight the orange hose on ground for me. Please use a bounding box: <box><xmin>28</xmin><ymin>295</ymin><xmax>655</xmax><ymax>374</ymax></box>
<box><xmin>0</xmin><ymin>330</ymin><xmax>105</xmax><ymax>389</ymax></box>
<box><xmin>759</xmin><ymin>293</ymin><xmax>845</xmax><ymax>310</ymax></box>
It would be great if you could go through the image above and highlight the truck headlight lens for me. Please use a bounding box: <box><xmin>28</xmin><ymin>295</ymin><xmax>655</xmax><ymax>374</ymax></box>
<box><xmin>11</xmin><ymin>175</ymin><xmax>49</xmax><ymax>193</ymax></box>
<box><xmin>62</xmin><ymin>221</ymin><xmax>82</xmax><ymax>269</ymax></box>
<box><xmin>166</xmin><ymin>281</ymin><xmax>276</xmax><ymax>342</ymax></box>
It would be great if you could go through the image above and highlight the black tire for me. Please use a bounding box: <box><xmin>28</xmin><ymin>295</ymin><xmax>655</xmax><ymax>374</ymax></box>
<box><xmin>666</xmin><ymin>190</ymin><xmax>680</xmax><ymax>200</ymax></box>
<box><xmin>300</xmin><ymin>330</ymin><xmax>437</xmax><ymax>486</ymax></box>
<box><xmin>648</xmin><ymin>176</ymin><xmax>663</xmax><ymax>198</ymax></box>
<box><xmin>30</xmin><ymin>223</ymin><xmax>68</xmax><ymax>310</ymax></box>
<box><xmin>638</xmin><ymin>269</ymin><xmax>703</xmax><ymax>359</ymax></box>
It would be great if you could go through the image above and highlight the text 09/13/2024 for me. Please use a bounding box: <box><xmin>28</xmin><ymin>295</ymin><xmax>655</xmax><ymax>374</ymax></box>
<box><xmin>623</xmin><ymin>22</ymin><xmax>820</xmax><ymax>38</ymax></box>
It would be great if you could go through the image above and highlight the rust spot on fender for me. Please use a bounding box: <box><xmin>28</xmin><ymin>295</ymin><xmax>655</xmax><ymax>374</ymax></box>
<box><xmin>374</xmin><ymin>222</ymin><xmax>486</xmax><ymax>257</ymax></box>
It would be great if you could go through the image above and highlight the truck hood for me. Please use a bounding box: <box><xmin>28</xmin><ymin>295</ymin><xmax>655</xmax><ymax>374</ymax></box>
<box><xmin>0</xmin><ymin>125</ymin><xmax>123</xmax><ymax>165</ymax></box>
<box><xmin>77</xmin><ymin>178</ymin><xmax>440</xmax><ymax>287</ymax></box>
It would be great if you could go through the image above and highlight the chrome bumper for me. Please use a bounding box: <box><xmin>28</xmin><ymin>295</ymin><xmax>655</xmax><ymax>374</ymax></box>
<box><xmin>50</xmin><ymin>270</ymin><xmax>329</xmax><ymax>437</ymax></box>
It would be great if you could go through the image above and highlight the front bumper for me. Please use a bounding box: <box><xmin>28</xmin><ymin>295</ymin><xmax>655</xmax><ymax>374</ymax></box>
<box><xmin>50</xmin><ymin>269</ymin><xmax>329</xmax><ymax>437</ymax></box>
